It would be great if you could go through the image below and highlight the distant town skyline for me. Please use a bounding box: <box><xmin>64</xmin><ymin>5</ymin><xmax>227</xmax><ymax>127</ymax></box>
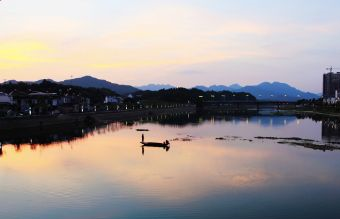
<box><xmin>1</xmin><ymin>0</ymin><xmax>340</xmax><ymax>93</ymax></box>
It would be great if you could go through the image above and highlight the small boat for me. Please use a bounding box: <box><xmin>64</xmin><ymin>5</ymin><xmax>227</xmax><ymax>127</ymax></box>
<box><xmin>141</xmin><ymin>141</ymin><xmax>170</xmax><ymax>147</ymax></box>
<box><xmin>136</xmin><ymin>129</ymin><xmax>149</xmax><ymax>132</ymax></box>
<box><xmin>140</xmin><ymin>134</ymin><xmax>170</xmax><ymax>147</ymax></box>
<box><xmin>141</xmin><ymin>140</ymin><xmax>170</xmax><ymax>155</ymax></box>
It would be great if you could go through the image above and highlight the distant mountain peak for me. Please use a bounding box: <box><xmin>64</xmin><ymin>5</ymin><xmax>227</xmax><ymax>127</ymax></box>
<box><xmin>137</xmin><ymin>84</ymin><xmax>175</xmax><ymax>91</ymax></box>
<box><xmin>239</xmin><ymin>81</ymin><xmax>319</xmax><ymax>100</ymax></box>
<box><xmin>61</xmin><ymin>76</ymin><xmax>139</xmax><ymax>95</ymax></box>
<box><xmin>79</xmin><ymin>75</ymin><xmax>98</xmax><ymax>80</ymax></box>
<box><xmin>36</xmin><ymin>79</ymin><xmax>57</xmax><ymax>84</ymax></box>
<box><xmin>229</xmin><ymin>83</ymin><xmax>242</xmax><ymax>90</ymax></box>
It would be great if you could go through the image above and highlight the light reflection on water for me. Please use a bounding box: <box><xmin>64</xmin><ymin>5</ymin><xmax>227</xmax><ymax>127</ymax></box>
<box><xmin>0</xmin><ymin>113</ymin><xmax>340</xmax><ymax>219</ymax></box>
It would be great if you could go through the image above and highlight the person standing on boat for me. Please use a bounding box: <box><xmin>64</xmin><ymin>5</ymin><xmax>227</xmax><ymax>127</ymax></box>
<box><xmin>0</xmin><ymin>142</ymin><xmax>3</xmax><ymax>157</ymax></box>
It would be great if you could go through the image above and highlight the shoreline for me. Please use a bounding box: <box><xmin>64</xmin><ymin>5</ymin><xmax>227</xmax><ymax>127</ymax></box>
<box><xmin>0</xmin><ymin>106</ymin><xmax>196</xmax><ymax>131</ymax></box>
<box><xmin>295</xmin><ymin>110</ymin><xmax>340</xmax><ymax>118</ymax></box>
<box><xmin>2</xmin><ymin>107</ymin><xmax>339</xmax><ymax>132</ymax></box>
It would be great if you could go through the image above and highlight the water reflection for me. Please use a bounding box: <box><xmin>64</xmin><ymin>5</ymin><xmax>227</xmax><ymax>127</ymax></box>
<box><xmin>2</xmin><ymin>112</ymin><xmax>340</xmax><ymax>158</ymax></box>
<box><xmin>142</xmin><ymin>145</ymin><xmax>170</xmax><ymax>156</ymax></box>
<box><xmin>322</xmin><ymin>120</ymin><xmax>340</xmax><ymax>142</ymax></box>
<box><xmin>0</xmin><ymin>122</ymin><xmax>128</xmax><ymax>158</ymax></box>
<box><xmin>154</xmin><ymin>113</ymin><xmax>297</xmax><ymax>128</ymax></box>
<box><xmin>297</xmin><ymin>114</ymin><xmax>340</xmax><ymax>142</ymax></box>
<box><xmin>1</xmin><ymin>122</ymin><xmax>127</xmax><ymax>144</ymax></box>
<box><xmin>1</xmin><ymin>113</ymin><xmax>340</xmax><ymax>219</ymax></box>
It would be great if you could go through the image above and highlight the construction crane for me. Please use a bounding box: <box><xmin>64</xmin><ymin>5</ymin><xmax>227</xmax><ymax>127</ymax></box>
<box><xmin>326</xmin><ymin>66</ymin><xmax>340</xmax><ymax>73</ymax></box>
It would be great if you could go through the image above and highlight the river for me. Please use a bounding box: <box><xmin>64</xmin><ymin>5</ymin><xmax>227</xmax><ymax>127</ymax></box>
<box><xmin>1</xmin><ymin>112</ymin><xmax>340</xmax><ymax>219</ymax></box>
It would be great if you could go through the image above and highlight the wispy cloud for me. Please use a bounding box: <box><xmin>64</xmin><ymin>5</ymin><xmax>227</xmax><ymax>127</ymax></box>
<box><xmin>0</xmin><ymin>0</ymin><xmax>339</xmax><ymax>91</ymax></box>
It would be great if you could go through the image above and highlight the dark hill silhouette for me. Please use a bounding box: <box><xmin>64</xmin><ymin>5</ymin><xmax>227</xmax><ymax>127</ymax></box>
<box><xmin>61</xmin><ymin>76</ymin><xmax>139</xmax><ymax>95</ymax></box>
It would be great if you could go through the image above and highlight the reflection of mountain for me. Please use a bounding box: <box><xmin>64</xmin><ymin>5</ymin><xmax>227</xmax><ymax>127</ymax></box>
<box><xmin>146</xmin><ymin>113</ymin><xmax>297</xmax><ymax>128</ymax></box>
<box><xmin>248</xmin><ymin>116</ymin><xmax>296</xmax><ymax>127</ymax></box>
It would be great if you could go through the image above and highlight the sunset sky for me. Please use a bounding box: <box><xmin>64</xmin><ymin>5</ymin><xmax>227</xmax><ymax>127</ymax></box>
<box><xmin>1</xmin><ymin>0</ymin><xmax>340</xmax><ymax>92</ymax></box>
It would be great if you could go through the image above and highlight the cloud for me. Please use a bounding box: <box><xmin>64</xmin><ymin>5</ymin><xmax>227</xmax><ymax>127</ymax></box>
<box><xmin>0</xmin><ymin>40</ymin><xmax>58</xmax><ymax>69</ymax></box>
<box><xmin>0</xmin><ymin>1</ymin><xmax>339</xmax><ymax>91</ymax></box>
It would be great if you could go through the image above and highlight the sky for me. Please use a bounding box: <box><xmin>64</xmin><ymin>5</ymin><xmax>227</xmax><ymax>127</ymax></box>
<box><xmin>0</xmin><ymin>0</ymin><xmax>340</xmax><ymax>92</ymax></box>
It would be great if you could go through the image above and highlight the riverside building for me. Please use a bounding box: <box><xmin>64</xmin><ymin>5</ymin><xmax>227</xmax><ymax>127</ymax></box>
<box><xmin>323</xmin><ymin>70</ymin><xmax>340</xmax><ymax>104</ymax></box>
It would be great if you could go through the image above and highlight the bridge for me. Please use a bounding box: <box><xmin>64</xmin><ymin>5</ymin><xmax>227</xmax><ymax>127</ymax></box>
<box><xmin>201</xmin><ymin>100</ymin><xmax>298</xmax><ymax>110</ymax></box>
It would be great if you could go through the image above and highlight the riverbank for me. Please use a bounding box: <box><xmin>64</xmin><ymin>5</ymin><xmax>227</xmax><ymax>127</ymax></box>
<box><xmin>295</xmin><ymin>110</ymin><xmax>340</xmax><ymax>118</ymax></box>
<box><xmin>0</xmin><ymin>106</ymin><xmax>196</xmax><ymax>131</ymax></box>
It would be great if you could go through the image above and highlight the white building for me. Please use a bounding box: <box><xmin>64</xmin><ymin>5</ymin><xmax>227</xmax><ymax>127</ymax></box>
<box><xmin>324</xmin><ymin>97</ymin><xmax>339</xmax><ymax>104</ymax></box>
<box><xmin>0</xmin><ymin>92</ymin><xmax>13</xmax><ymax>105</ymax></box>
<box><xmin>104</xmin><ymin>96</ymin><xmax>121</xmax><ymax>104</ymax></box>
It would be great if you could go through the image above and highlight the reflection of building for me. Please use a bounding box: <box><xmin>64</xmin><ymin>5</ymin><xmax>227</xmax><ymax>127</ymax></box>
<box><xmin>322</xmin><ymin>120</ymin><xmax>340</xmax><ymax>142</ymax></box>
<box><xmin>323</xmin><ymin>71</ymin><xmax>340</xmax><ymax>103</ymax></box>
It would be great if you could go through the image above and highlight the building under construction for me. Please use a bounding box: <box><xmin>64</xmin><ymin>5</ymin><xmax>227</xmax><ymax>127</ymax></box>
<box><xmin>323</xmin><ymin>67</ymin><xmax>340</xmax><ymax>103</ymax></box>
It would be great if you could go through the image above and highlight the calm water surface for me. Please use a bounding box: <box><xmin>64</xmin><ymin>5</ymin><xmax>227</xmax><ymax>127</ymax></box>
<box><xmin>1</xmin><ymin>114</ymin><xmax>340</xmax><ymax>219</ymax></box>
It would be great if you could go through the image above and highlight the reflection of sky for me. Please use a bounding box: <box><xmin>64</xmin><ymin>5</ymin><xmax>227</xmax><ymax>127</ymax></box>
<box><xmin>0</xmin><ymin>118</ymin><xmax>340</xmax><ymax>218</ymax></box>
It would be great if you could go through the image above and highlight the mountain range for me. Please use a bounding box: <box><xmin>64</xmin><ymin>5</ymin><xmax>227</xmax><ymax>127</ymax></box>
<box><xmin>137</xmin><ymin>84</ymin><xmax>176</xmax><ymax>91</ymax></box>
<box><xmin>194</xmin><ymin>84</ymin><xmax>242</xmax><ymax>92</ymax></box>
<box><xmin>3</xmin><ymin>76</ymin><xmax>138</xmax><ymax>95</ymax></box>
<box><xmin>2</xmin><ymin>76</ymin><xmax>320</xmax><ymax>100</ymax></box>
<box><xmin>140</xmin><ymin>82</ymin><xmax>320</xmax><ymax>101</ymax></box>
